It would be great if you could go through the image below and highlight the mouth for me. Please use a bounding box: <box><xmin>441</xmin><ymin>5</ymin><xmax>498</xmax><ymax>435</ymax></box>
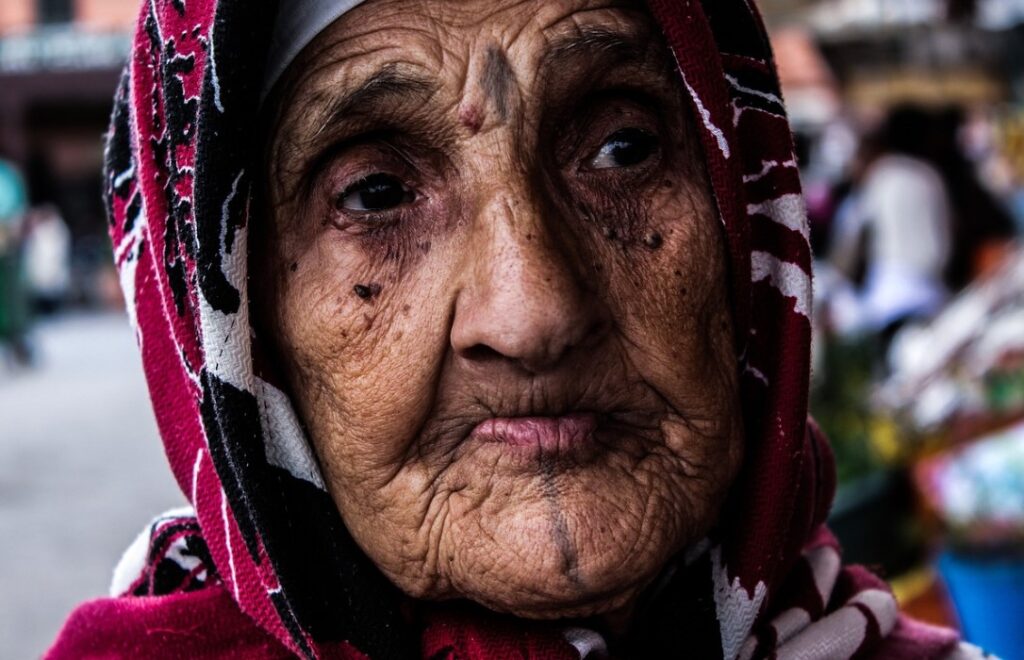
<box><xmin>469</xmin><ymin>413</ymin><xmax>600</xmax><ymax>455</ymax></box>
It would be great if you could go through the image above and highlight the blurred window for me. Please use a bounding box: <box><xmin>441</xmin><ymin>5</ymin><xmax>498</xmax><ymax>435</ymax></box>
<box><xmin>37</xmin><ymin>0</ymin><xmax>73</xmax><ymax>24</ymax></box>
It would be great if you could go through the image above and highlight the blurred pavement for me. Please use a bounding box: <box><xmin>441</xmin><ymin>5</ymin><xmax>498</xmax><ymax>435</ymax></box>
<box><xmin>0</xmin><ymin>312</ymin><xmax>184</xmax><ymax>659</ymax></box>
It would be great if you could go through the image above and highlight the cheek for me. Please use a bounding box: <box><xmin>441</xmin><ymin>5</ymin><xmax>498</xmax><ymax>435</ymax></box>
<box><xmin>583</xmin><ymin>175</ymin><xmax>725</xmax><ymax>327</ymax></box>
<box><xmin>271</xmin><ymin>215</ymin><xmax>457</xmax><ymax>482</ymax></box>
<box><xmin>597</xmin><ymin>181</ymin><xmax>737</xmax><ymax>413</ymax></box>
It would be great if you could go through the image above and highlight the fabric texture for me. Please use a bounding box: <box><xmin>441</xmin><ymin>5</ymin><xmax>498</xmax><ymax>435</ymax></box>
<box><xmin>47</xmin><ymin>0</ymin><xmax>972</xmax><ymax>658</ymax></box>
<box><xmin>262</xmin><ymin>0</ymin><xmax>366</xmax><ymax>102</ymax></box>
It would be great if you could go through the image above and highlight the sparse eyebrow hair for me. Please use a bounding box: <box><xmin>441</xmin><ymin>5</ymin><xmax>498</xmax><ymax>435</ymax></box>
<box><xmin>540</xmin><ymin>25</ymin><xmax>656</xmax><ymax>76</ymax></box>
<box><xmin>304</xmin><ymin>64</ymin><xmax>437</xmax><ymax>141</ymax></box>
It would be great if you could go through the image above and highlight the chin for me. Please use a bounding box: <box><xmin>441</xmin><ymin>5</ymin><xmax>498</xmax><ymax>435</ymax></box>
<box><xmin>449</xmin><ymin>538</ymin><xmax>667</xmax><ymax>622</ymax></box>
<box><xmin>476</xmin><ymin>577</ymin><xmax>646</xmax><ymax>622</ymax></box>
<box><xmin>398</xmin><ymin>485</ymin><xmax>692</xmax><ymax>621</ymax></box>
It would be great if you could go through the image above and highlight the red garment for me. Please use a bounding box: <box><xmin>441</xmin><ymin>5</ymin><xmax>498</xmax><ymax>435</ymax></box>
<box><xmin>47</xmin><ymin>588</ymin><xmax>301</xmax><ymax>660</ymax></box>
<box><xmin>48</xmin><ymin>0</ymin><xmax>971</xmax><ymax>657</ymax></box>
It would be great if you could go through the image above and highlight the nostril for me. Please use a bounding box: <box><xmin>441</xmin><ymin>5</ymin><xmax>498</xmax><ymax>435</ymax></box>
<box><xmin>462</xmin><ymin>343</ymin><xmax>504</xmax><ymax>363</ymax></box>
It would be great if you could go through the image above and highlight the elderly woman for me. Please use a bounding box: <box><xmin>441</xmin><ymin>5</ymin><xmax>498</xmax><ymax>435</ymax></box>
<box><xmin>49</xmin><ymin>1</ymin><xmax>976</xmax><ymax>658</ymax></box>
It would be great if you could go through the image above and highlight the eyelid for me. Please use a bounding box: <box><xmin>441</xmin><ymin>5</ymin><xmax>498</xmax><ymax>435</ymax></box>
<box><xmin>315</xmin><ymin>137</ymin><xmax>419</xmax><ymax>193</ymax></box>
<box><xmin>292</xmin><ymin>127</ymin><xmax>426</xmax><ymax>204</ymax></box>
<box><xmin>560</xmin><ymin>101</ymin><xmax>662</xmax><ymax>172</ymax></box>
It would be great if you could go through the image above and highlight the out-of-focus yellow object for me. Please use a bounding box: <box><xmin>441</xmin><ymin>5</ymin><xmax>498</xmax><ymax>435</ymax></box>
<box><xmin>999</xmin><ymin>111</ymin><xmax>1024</xmax><ymax>183</ymax></box>
<box><xmin>847</xmin><ymin>68</ymin><xmax>1005</xmax><ymax>110</ymax></box>
<box><xmin>889</xmin><ymin>565</ymin><xmax>958</xmax><ymax>630</ymax></box>
<box><xmin>869</xmin><ymin>416</ymin><xmax>903</xmax><ymax>464</ymax></box>
<box><xmin>890</xmin><ymin>565</ymin><xmax>936</xmax><ymax>606</ymax></box>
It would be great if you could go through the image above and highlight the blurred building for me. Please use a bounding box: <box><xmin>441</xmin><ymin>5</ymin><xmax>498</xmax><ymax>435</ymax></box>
<box><xmin>0</xmin><ymin>0</ymin><xmax>135</xmax><ymax>299</ymax></box>
<box><xmin>761</xmin><ymin>0</ymin><xmax>1024</xmax><ymax>119</ymax></box>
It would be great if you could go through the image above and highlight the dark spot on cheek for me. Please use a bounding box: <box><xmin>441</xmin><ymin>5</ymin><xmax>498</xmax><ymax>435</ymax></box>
<box><xmin>644</xmin><ymin>232</ymin><xmax>664</xmax><ymax>250</ymax></box>
<box><xmin>402</xmin><ymin>304</ymin><xmax>411</xmax><ymax>314</ymax></box>
<box><xmin>289</xmin><ymin>262</ymin><xmax>298</xmax><ymax>273</ymax></box>
<box><xmin>354</xmin><ymin>283</ymin><xmax>383</xmax><ymax>300</ymax></box>
<box><xmin>663</xmin><ymin>179</ymin><xmax>674</xmax><ymax>189</ymax></box>
<box><xmin>417</xmin><ymin>241</ymin><xmax>431</xmax><ymax>254</ymax></box>
<box><xmin>363</xmin><ymin>314</ymin><xmax>375</xmax><ymax>330</ymax></box>
<box><xmin>579</xmin><ymin>194</ymin><xmax>652</xmax><ymax>248</ymax></box>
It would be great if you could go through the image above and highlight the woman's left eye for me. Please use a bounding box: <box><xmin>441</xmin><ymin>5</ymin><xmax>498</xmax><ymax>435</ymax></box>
<box><xmin>336</xmin><ymin>173</ymin><xmax>415</xmax><ymax>213</ymax></box>
<box><xmin>588</xmin><ymin>128</ymin><xmax>659</xmax><ymax>170</ymax></box>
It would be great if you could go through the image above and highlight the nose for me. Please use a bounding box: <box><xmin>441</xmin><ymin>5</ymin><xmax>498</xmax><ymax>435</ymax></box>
<box><xmin>451</xmin><ymin>192</ymin><xmax>606</xmax><ymax>374</ymax></box>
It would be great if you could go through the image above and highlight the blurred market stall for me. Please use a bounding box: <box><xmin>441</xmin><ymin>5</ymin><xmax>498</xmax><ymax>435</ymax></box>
<box><xmin>759</xmin><ymin>0</ymin><xmax>1024</xmax><ymax>657</ymax></box>
<box><xmin>0</xmin><ymin>0</ymin><xmax>133</xmax><ymax>313</ymax></box>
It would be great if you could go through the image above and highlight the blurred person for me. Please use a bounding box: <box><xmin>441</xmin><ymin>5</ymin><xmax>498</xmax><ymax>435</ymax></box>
<box><xmin>928</xmin><ymin>107</ymin><xmax>1018</xmax><ymax>287</ymax></box>
<box><xmin>22</xmin><ymin>203</ymin><xmax>72</xmax><ymax>316</ymax></box>
<box><xmin>0</xmin><ymin>156</ymin><xmax>32</xmax><ymax>366</ymax></box>
<box><xmin>46</xmin><ymin>1</ymin><xmax>980</xmax><ymax>659</ymax></box>
<box><xmin>827</xmin><ymin>106</ymin><xmax>1018</xmax><ymax>341</ymax></box>
<box><xmin>828</xmin><ymin>107</ymin><xmax>955</xmax><ymax>338</ymax></box>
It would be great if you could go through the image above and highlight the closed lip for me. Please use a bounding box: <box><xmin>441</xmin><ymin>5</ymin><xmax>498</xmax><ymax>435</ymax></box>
<box><xmin>469</xmin><ymin>413</ymin><xmax>599</xmax><ymax>453</ymax></box>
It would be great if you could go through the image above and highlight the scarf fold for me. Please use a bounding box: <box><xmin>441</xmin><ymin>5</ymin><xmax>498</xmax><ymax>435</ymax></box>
<box><xmin>48</xmin><ymin>0</ymin><xmax>971</xmax><ymax>657</ymax></box>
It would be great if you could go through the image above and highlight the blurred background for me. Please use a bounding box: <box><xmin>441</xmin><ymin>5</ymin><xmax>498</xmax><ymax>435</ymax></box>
<box><xmin>1</xmin><ymin>0</ymin><xmax>1023</xmax><ymax>657</ymax></box>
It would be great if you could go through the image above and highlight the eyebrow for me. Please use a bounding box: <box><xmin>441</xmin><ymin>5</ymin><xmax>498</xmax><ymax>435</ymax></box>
<box><xmin>306</xmin><ymin>65</ymin><xmax>436</xmax><ymax>140</ymax></box>
<box><xmin>540</xmin><ymin>25</ymin><xmax>655</xmax><ymax>76</ymax></box>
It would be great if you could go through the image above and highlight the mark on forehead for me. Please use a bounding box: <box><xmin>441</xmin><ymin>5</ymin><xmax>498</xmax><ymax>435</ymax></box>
<box><xmin>459</xmin><ymin>104</ymin><xmax>484</xmax><ymax>133</ymax></box>
<box><xmin>480</xmin><ymin>45</ymin><xmax>515</xmax><ymax>123</ymax></box>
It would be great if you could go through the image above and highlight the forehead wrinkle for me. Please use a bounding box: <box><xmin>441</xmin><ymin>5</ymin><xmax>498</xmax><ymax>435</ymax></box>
<box><xmin>536</xmin><ymin>1</ymin><xmax>647</xmax><ymax>34</ymax></box>
<box><xmin>286</xmin><ymin>19</ymin><xmax>449</xmax><ymax>104</ymax></box>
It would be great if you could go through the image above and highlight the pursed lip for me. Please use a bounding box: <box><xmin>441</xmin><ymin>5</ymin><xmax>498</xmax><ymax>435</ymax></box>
<box><xmin>469</xmin><ymin>413</ymin><xmax>599</xmax><ymax>453</ymax></box>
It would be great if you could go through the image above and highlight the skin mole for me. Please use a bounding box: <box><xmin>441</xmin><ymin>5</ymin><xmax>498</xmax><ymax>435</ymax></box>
<box><xmin>354</xmin><ymin>283</ymin><xmax>383</xmax><ymax>300</ymax></box>
<box><xmin>644</xmin><ymin>232</ymin><xmax>663</xmax><ymax>250</ymax></box>
<box><xmin>576</xmin><ymin>186</ymin><xmax>655</xmax><ymax>249</ymax></box>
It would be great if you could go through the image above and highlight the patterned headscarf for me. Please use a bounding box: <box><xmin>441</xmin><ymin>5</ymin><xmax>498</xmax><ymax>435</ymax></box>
<box><xmin>49</xmin><ymin>1</ymin><xmax>975</xmax><ymax>658</ymax></box>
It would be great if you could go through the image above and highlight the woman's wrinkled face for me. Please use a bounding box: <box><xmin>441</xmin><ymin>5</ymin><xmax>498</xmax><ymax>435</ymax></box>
<box><xmin>260</xmin><ymin>0</ymin><xmax>742</xmax><ymax>621</ymax></box>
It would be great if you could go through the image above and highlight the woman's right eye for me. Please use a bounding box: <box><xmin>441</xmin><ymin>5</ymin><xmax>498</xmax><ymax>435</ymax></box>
<box><xmin>336</xmin><ymin>173</ymin><xmax>415</xmax><ymax>213</ymax></box>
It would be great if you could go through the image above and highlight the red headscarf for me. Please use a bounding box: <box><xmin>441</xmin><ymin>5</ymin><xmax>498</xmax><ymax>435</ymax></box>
<box><xmin>49</xmin><ymin>0</ymin><xmax>971</xmax><ymax>658</ymax></box>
